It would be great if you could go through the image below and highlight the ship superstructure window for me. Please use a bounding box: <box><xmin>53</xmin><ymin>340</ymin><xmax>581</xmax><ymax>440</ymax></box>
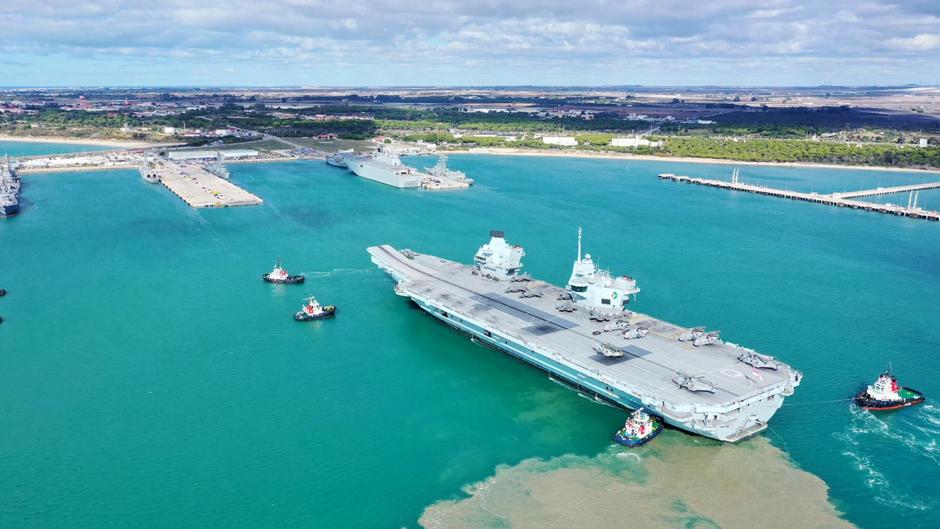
<box><xmin>570</xmin><ymin>285</ymin><xmax>588</xmax><ymax>293</ymax></box>
<box><xmin>601</xmin><ymin>299</ymin><xmax>611</xmax><ymax>305</ymax></box>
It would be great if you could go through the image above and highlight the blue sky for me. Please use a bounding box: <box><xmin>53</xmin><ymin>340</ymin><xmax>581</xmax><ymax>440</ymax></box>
<box><xmin>1</xmin><ymin>0</ymin><xmax>939</xmax><ymax>87</ymax></box>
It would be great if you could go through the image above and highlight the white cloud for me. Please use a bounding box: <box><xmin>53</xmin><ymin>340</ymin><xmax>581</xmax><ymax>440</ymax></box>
<box><xmin>884</xmin><ymin>33</ymin><xmax>940</xmax><ymax>51</ymax></box>
<box><xmin>0</xmin><ymin>0</ymin><xmax>938</xmax><ymax>84</ymax></box>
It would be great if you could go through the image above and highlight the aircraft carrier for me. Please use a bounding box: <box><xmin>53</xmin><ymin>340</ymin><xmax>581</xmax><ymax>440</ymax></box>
<box><xmin>369</xmin><ymin>230</ymin><xmax>802</xmax><ymax>442</ymax></box>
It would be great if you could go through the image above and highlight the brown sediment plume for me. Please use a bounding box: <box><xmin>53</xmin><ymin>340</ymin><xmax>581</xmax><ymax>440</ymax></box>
<box><xmin>420</xmin><ymin>436</ymin><xmax>855</xmax><ymax>529</ymax></box>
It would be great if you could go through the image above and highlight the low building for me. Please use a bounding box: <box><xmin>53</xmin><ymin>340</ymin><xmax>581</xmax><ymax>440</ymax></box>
<box><xmin>542</xmin><ymin>136</ymin><xmax>578</xmax><ymax>146</ymax></box>
<box><xmin>167</xmin><ymin>149</ymin><xmax>259</xmax><ymax>161</ymax></box>
<box><xmin>611</xmin><ymin>136</ymin><xmax>662</xmax><ymax>148</ymax></box>
<box><xmin>217</xmin><ymin>149</ymin><xmax>259</xmax><ymax>159</ymax></box>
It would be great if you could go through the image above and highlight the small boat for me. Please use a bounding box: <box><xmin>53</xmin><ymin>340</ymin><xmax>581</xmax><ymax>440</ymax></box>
<box><xmin>262</xmin><ymin>257</ymin><xmax>305</xmax><ymax>284</ymax></box>
<box><xmin>855</xmin><ymin>371</ymin><xmax>925</xmax><ymax>411</ymax></box>
<box><xmin>613</xmin><ymin>408</ymin><xmax>663</xmax><ymax>447</ymax></box>
<box><xmin>294</xmin><ymin>296</ymin><xmax>337</xmax><ymax>321</ymax></box>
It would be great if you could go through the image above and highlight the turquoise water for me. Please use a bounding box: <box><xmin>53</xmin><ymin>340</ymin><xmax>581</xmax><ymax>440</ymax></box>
<box><xmin>2</xmin><ymin>150</ymin><xmax>940</xmax><ymax>528</ymax></box>
<box><xmin>0</xmin><ymin>140</ymin><xmax>111</xmax><ymax>157</ymax></box>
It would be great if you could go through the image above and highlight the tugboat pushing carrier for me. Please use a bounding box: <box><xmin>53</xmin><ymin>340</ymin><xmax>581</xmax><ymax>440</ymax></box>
<box><xmin>613</xmin><ymin>408</ymin><xmax>663</xmax><ymax>447</ymax></box>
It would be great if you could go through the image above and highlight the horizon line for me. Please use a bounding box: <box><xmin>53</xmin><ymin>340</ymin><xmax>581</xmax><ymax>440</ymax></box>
<box><xmin>1</xmin><ymin>83</ymin><xmax>937</xmax><ymax>91</ymax></box>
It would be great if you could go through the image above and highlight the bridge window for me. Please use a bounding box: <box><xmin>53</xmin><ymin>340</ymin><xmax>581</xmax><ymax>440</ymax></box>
<box><xmin>570</xmin><ymin>285</ymin><xmax>588</xmax><ymax>293</ymax></box>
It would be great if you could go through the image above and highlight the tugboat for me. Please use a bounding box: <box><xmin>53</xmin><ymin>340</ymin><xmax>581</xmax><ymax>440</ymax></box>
<box><xmin>855</xmin><ymin>371</ymin><xmax>925</xmax><ymax>411</ymax></box>
<box><xmin>294</xmin><ymin>296</ymin><xmax>337</xmax><ymax>321</ymax></box>
<box><xmin>613</xmin><ymin>408</ymin><xmax>664</xmax><ymax>447</ymax></box>
<box><xmin>262</xmin><ymin>257</ymin><xmax>305</xmax><ymax>284</ymax></box>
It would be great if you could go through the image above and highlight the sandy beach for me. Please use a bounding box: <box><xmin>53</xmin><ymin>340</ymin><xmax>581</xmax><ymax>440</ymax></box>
<box><xmin>0</xmin><ymin>134</ymin><xmax>165</xmax><ymax>149</ymax></box>
<box><xmin>447</xmin><ymin>147</ymin><xmax>940</xmax><ymax>175</ymax></box>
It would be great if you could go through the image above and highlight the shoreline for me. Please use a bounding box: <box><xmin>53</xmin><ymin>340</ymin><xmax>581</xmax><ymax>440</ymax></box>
<box><xmin>0</xmin><ymin>133</ymin><xmax>165</xmax><ymax>149</ymax></box>
<box><xmin>444</xmin><ymin>147</ymin><xmax>940</xmax><ymax>175</ymax></box>
<box><xmin>17</xmin><ymin>155</ymin><xmax>316</xmax><ymax>175</ymax></box>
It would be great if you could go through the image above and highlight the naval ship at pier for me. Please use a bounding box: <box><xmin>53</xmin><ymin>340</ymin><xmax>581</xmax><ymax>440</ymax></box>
<box><xmin>334</xmin><ymin>149</ymin><xmax>472</xmax><ymax>190</ymax></box>
<box><xmin>1</xmin><ymin>155</ymin><xmax>21</xmax><ymax>217</ymax></box>
<box><xmin>369</xmin><ymin>230</ymin><xmax>802</xmax><ymax>442</ymax></box>
<box><xmin>346</xmin><ymin>149</ymin><xmax>424</xmax><ymax>189</ymax></box>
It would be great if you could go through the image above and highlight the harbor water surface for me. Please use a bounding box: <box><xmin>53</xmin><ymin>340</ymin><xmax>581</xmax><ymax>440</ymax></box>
<box><xmin>2</xmin><ymin>145</ymin><xmax>940</xmax><ymax>528</ymax></box>
<box><xmin>0</xmin><ymin>140</ymin><xmax>111</xmax><ymax>157</ymax></box>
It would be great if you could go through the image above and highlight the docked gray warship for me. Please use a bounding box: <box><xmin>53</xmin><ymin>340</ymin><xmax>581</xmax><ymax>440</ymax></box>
<box><xmin>345</xmin><ymin>149</ymin><xmax>423</xmax><ymax>189</ymax></box>
<box><xmin>369</xmin><ymin>230</ymin><xmax>802</xmax><ymax>442</ymax></box>
<box><xmin>1</xmin><ymin>155</ymin><xmax>21</xmax><ymax>217</ymax></box>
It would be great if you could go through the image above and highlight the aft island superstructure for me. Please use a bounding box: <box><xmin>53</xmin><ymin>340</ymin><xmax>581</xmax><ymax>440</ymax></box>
<box><xmin>369</xmin><ymin>230</ymin><xmax>802</xmax><ymax>442</ymax></box>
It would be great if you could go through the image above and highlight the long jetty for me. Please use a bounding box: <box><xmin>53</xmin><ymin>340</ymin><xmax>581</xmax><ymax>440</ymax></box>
<box><xmin>658</xmin><ymin>173</ymin><xmax>940</xmax><ymax>222</ymax></box>
<box><xmin>831</xmin><ymin>181</ymin><xmax>940</xmax><ymax>199</ymax></box>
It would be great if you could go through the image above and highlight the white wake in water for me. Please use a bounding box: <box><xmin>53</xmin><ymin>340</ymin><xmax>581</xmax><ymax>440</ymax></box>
<box><xmin>303</xmin><ymin>267</ymin><xmax>373</xmax><ymax>278</ymax></box>
<box><xmin>834</xmin><ymin>404</ymin><xmax>938</xmax><ymax>511</ymax></box>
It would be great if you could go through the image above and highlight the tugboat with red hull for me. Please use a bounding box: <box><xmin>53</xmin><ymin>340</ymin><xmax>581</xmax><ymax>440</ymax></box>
<box><xmin>262</xmin><ymin>257</ymin><xmax>305</xmax><ymax>284</ymax></box>
<box><xmin>855</xmin><ymin>371</ymin><xmax>925</xmax><ymax>411</ymax></box>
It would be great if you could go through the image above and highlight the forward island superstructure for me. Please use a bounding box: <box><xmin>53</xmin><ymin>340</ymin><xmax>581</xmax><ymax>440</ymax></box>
<box><xmin>369</xmin><ymin>230</ymin><xmax>802</xmax><ymax>442</ymax></box>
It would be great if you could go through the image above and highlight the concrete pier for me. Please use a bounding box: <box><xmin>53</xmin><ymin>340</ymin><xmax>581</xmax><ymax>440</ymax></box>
<box><xmin>658</xmin><ymin>173</ymin><xmax>940</xmax><ymax>222</ymax></box>
<box><xmin>154</xmin><ymin>160</ymin><xmax>262</xmax><ymax>208</ymax></box>
<box><xmin>831</xmin><ymin>181</ymin><xmax>940</xmax><ymax>199</ymax></box>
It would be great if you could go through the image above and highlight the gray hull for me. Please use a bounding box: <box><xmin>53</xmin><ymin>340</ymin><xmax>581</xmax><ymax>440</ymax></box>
<box><xmin>347</xmin><ymin>158</ymin><xmax>422</xmax><ymax>189</ymax></box>
<box><xmin>1</xmin><ymin>202</ymin><xmax>18</xmax><ymax>216</ymax></box>
<box><xmin>368</xmin><ymin>245</ymin><xmax>802</xmax><ymax>442</ymax></box>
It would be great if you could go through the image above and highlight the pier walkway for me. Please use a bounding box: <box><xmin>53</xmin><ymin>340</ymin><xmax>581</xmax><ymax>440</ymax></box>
<box><xmin>658</xmin><ymin>173</ymin><xmax>940</xmax><ymax>222</ymax></box>
<box><xmin>831</xmin><ymin>181</ymin><xmax>940</xmax><ymax>199</ymax></box>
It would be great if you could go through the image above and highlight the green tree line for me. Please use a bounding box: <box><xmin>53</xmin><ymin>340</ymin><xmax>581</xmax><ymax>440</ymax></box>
<box><xmin>663</xmin><ymin>137</ymin><xmax>940</xmax><ymax>168</ymax></box>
